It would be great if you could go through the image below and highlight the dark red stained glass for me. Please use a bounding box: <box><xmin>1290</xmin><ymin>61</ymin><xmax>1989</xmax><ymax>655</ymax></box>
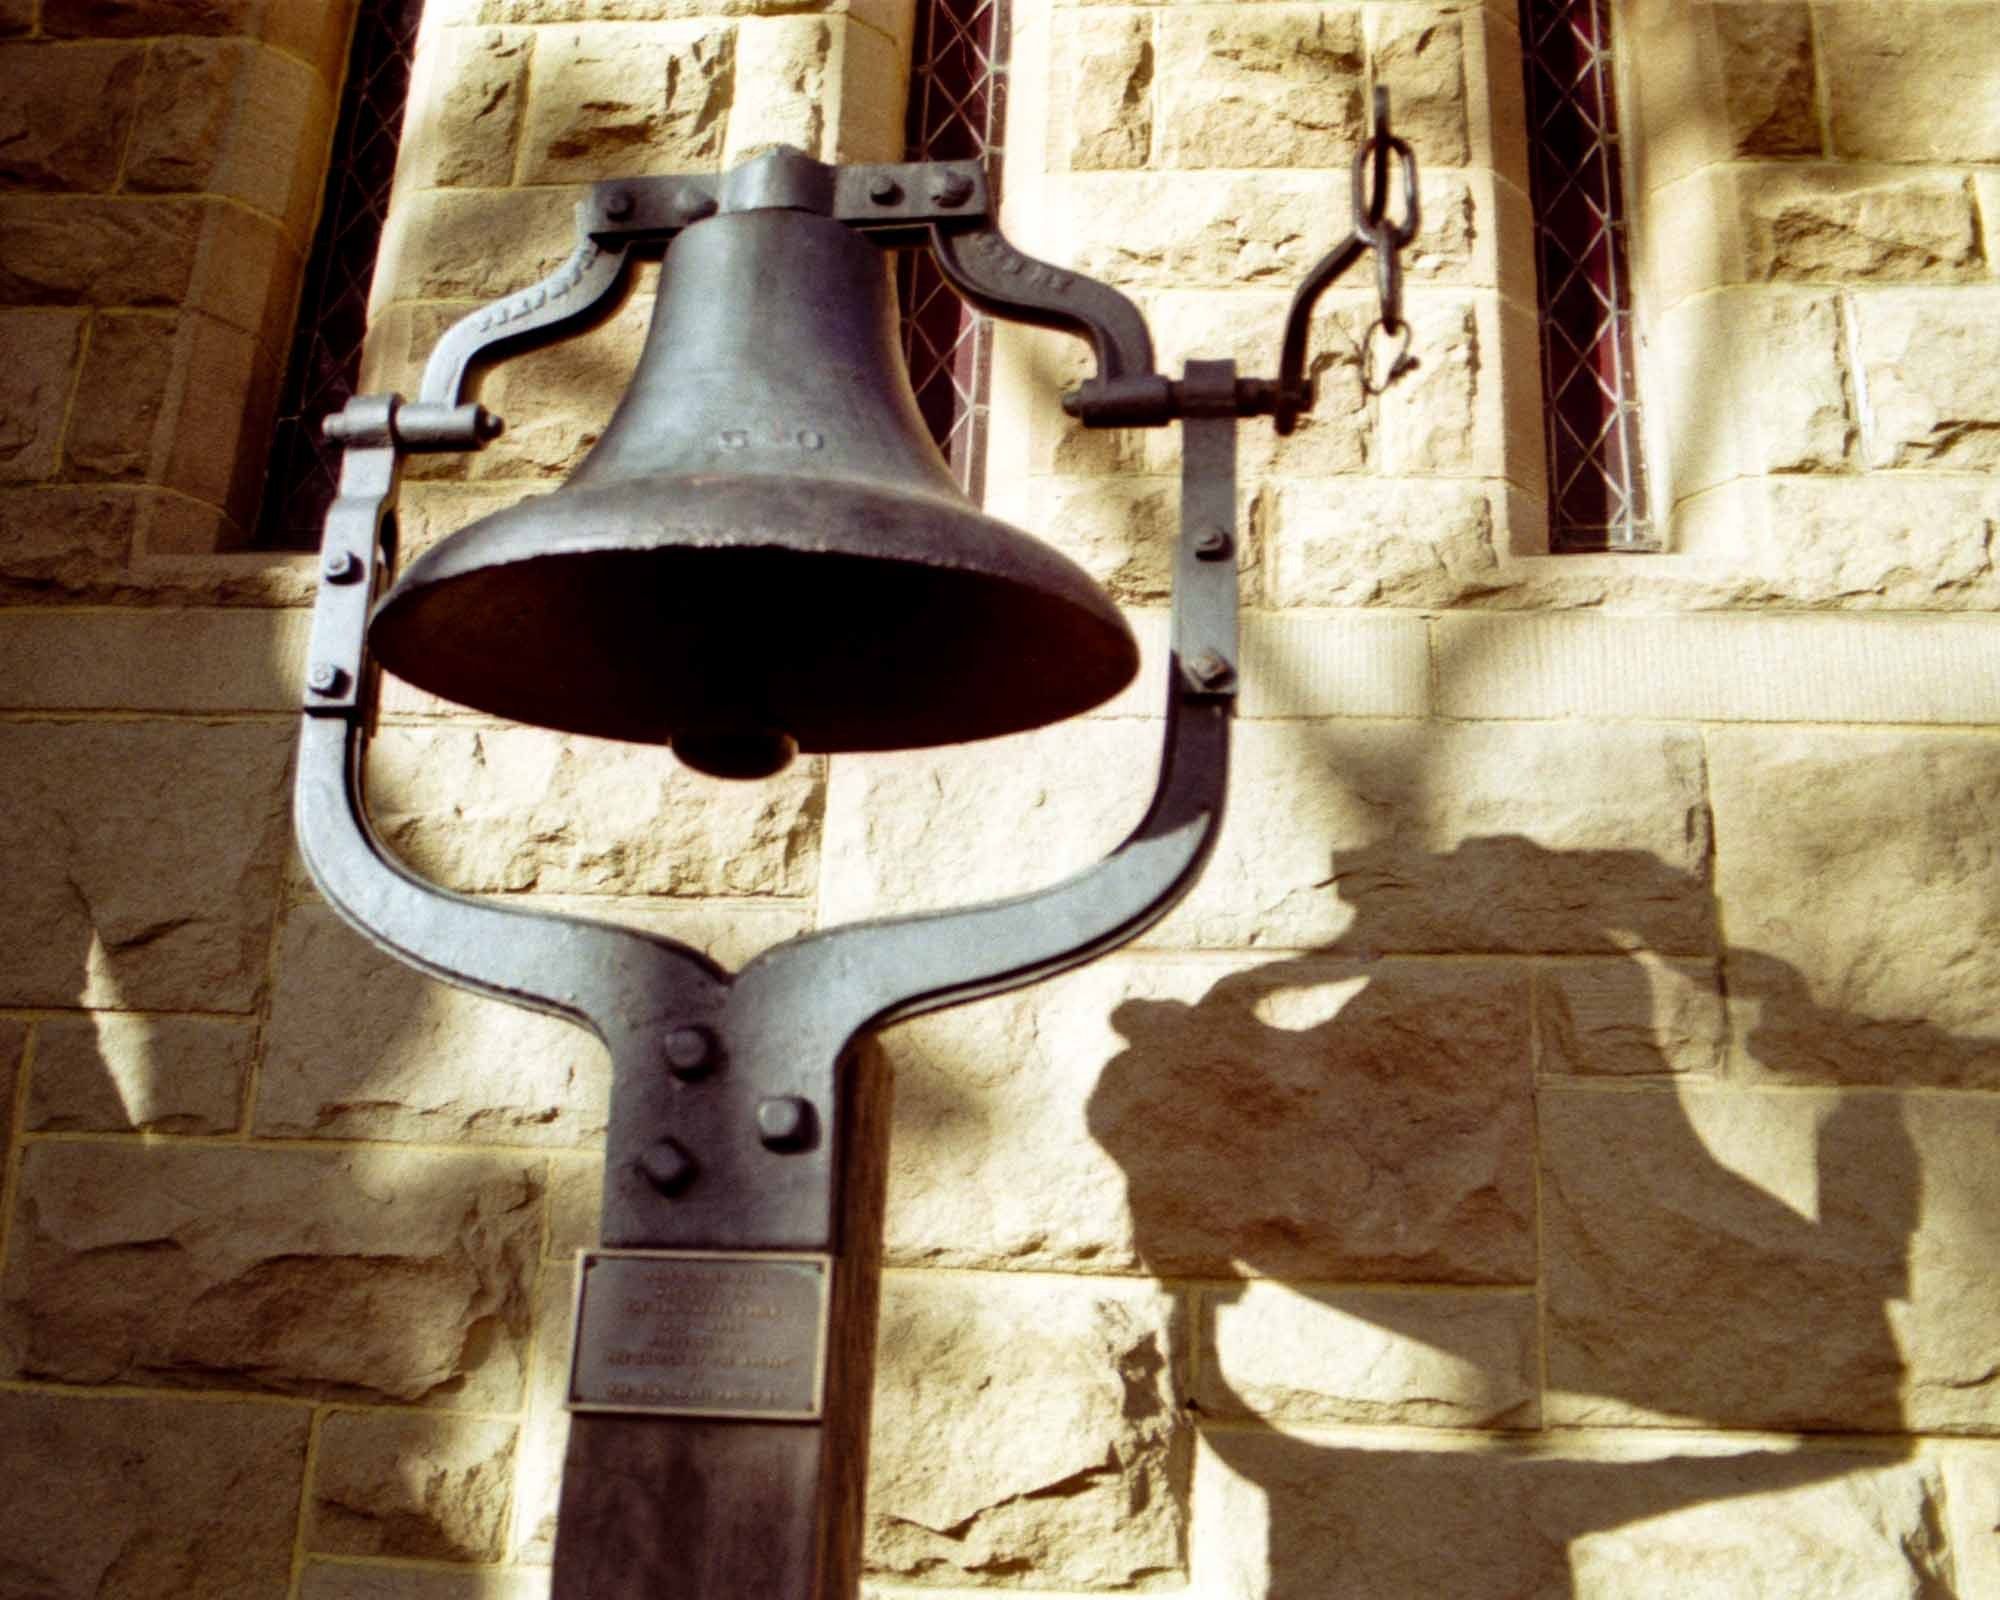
<box><xmin>898</xmin><ymin>0</ymin><xmax>1008</xmax><ymax>500</ymax></box>
<box><xmin>1519</xmin><ymin>0</ymin><xmax>1655</xmax><ymax>551</ymax></box>
<box><xmin>256</xmin><ymin>0</ymin><xmax>425</xmax><ymax>550</ymax></box>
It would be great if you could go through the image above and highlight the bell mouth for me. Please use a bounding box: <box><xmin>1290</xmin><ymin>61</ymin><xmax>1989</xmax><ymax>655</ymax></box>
<box><xmin>368</xmin><ymin>474</ymin><xmax>1139</xmax><ymax>766</ymax></box>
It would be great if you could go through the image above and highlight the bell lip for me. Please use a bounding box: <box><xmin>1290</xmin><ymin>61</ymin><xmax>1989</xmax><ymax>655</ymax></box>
<box><xmin>367</xmin><ymin>472</ymin><xmax>1141</xmax><ymax>754</ymax></box>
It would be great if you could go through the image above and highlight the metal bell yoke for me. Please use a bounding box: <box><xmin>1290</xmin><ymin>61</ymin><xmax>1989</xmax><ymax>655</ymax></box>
<box><xmin>296</xmin><ymin>117</ymin><xmax>1417</xmax><ymax>1600</ymax></box>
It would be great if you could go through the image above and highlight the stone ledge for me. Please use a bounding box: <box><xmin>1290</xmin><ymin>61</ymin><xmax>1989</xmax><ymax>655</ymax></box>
<box><xmin>0</xmin><ymin>607</ymin><xmax>309</xmax><ymax>710</ymax></box>
<box><xmin>1436</xmin><ymin>612</ymin><xmax>2000</xmax><ymax>725</ymax></box>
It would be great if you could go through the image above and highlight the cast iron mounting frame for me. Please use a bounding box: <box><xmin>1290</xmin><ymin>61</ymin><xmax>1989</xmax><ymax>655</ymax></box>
<box><xmin>294</xmin><ymin>114</ymin><xmax>1415</xmax><ymax>1600</ymax></box>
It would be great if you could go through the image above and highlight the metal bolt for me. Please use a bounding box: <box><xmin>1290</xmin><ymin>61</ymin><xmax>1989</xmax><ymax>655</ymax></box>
<box><xmin>1189</xmin><ymin>650</ymin><xmax>1232</xmax><ymax>689</ymax></box>
<box><xmin>1193</xmin><ymin>527</ymin><xmax>1231</xmax><ymax>561</ymax></box>
<box><xmin>321</xmin><ymin>548</ymin><xmax>363</xmax><ymax>585</ymax></box>
<box><xmin>682</xmin><ymin>192</ymin><xmax>718</xmax><ymax>222</ymax></box>
<box><xmin>932</xmin><ymin>170</ymin><xmax>975</xmax><ymax>208</ymax></box>
<box><xmin>663</xmin><ymin>1025</ymin><xmax>718</xmax><ymax>1079</ymax></box>
<box><xmin>755</xmin><ymin>1096</ymin><xmax>814</xmax><ymax>1152</ymax></box>
<box><xmin>604</xmin><ymin>188</ymin><xmax>635</xmax><ymax>220</ymax></box>
<box><xmin>868</xmin><ymin>174</ymin><xmax>902</xmax><ymax>205</ymax></box>
<box><xmin>307</xmin><ymin>661</ymin><xmax>348</xmax><ymax>696</ymax></box>
<box><xmin>638</xmin><ymin>1138</ymin><xmax>697</xmax><ymax>1195</ymax></box>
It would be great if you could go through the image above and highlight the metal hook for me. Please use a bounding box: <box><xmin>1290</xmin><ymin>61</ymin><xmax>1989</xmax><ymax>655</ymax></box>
<box><xmin>1361</xmin><ymin>319</ymin><xmax>1418</xmax><ymax>395</ymax></box>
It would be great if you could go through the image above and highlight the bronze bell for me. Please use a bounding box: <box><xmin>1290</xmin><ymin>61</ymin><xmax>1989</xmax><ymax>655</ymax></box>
<box><xmin>369</xmin><ymin>184</ymin><xmax>1138</xmax><ymax>779</ymax></box>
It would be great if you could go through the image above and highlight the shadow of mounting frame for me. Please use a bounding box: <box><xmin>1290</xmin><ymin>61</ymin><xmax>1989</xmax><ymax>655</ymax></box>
<box><xmin>294</xmin><ymin>98</ymin><xmax>1418</xmax><ymax>1600</ymax></box>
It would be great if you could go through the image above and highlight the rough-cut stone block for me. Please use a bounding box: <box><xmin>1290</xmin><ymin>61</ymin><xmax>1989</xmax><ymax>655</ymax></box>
<box><xmin>1944</xmin><ymin>1452</ymin><xmax>2000</xmax><ymax>1599</ymax></box>
<box><xmin>0</xmin><ymin>41</ymin><xmax>145</xmax><ymax>190</ymax></box>
<box><xmin>363</xmin><ymin>724</ymin><xmax>823</xmax><ymax>896</ymax></box>
<box><xmin>371</xmin><ymin>186</ymin><xmax>579</xmax><ymax>306</ymax></box>
<box><xmin>1192</xmin><ymin>1430</ymin><xmax>1953</xmax><ymax>1600</ymax></box>
<box><xmin>2</xmin><ymin>1142</ymin><xmax>543</xmax><ymax>1406</ymax></box>
<box><xmin>1712</xmin><ymin>0</ymin><xmax>1820</xmax><ymax>156</ymax></box>
<box><xmin>301</xmin><ymin>1568</ymin><xmax>552</xmax><ymax>1600</ymax></box>
<box><xmin>520</xmin><ymin>24</ymin><xmax>734</xmax><ymax>182</ymax></box>
<box><xmin>1821</xmin><ymin>3</ymin><xmax>2000</xmax><ymax>162</ymax></box>
<box><xmin>881</xmin><ymin>954</ymin><xmax>1535</xmax><ymax>1281</ymax></box>
<box><xmin>1029</xmin><ymin>473</ymin><xmax>1258</xmax><ymax>605</ymax></box>
<box><xmin>0</xmin><ymin>309</ymin><xmax>83</xmax><ymax>485</ymax></box>
<box><xmin>1271</xmin><ymin>479</ymin><xmax>1503</xmax><ymax>606</ymax></box>
<box><xmin>1743</xmin><ymin>166</ymin><xmax>1986</xmax><ymax>283</ymax></box>
<box><xmin>1377</xmin><ymin>295</ymin><xmax>1489</xmax><ymax>475</ymax></box>
<box><xmin>0</xmin><ymin>606</ymin><xmax>309</xmax><ymax>710</ymax></box>
<box><xmin>1654</xmin><ymin>289</ymin><xmax>1852</xmax><ymax>495</ymax></box>
<box><xmin>825</xmin><ymin>719</ymin><xmax>1715</xmax><ymax>955</ymax></box>
<box><xmin>865</xmin><ymin>1271</ymin><xmax>1184</xmax><ymax>1586</ymax></box>
<box><xmin>1710</xmin><ymin>728</ymin><xmax>2000</xmax><ymax>1087</ymax></box>
<box><xmin>408</xmin><ymin>27</ymin><xmax>532</xmax><ymax>189</ymax></box>
<box><xmin>130</xmin><ymin>39</ymin><xmax>331</xmax><ymax>239</ymax></box>
<box><xmin>1197</xmin><ymin>1282</ymin><xmax>1537</xmax><ymax>1428</ymax></box>
<box><xmin>312</xmin><ymin>1413</ymin><xmax>519</xmax><ymax>1560</ymax></box>
<box><xmin>1139</xmin><ymin>287</ymin><xmax>1373</xmax><ymax>478</ymax></box>
<box><xmin>0</xmin><ymin>1392</ymin><xmax>309</xmax><ymax>1599</ymax></box>
<box><xmin>722</xmin><ymin>15</ymin><xmax>834</xmax><ymax>162</ymax></box>
<box><xmin>510</xmin><ymin>1259</ymin><xmax>575</xmax><ymax>1564</ymax></box>
<box><xmin>1061</xmin><ymin>169</ymin><xmax>1478</xmax><ymax>290</ymax></box>
<box><xmin>1051</xmin><ymin>9</ymin><xmax>1152</xmax><ymax>170</ymax></box>
<box><xmin>465</xmin><ymin>285</ymin><xmax>654</xmax><ymax>483</ymax></box>
<box><xmin>29</xmin><ymin>1013</ymin><xmax>249</xmax><ymax>1133</ymax></box>
<box><xmin>0</xmin><ymin>721</ymin><xmax>289</xmax><ymax>1010</ymax></box>
<box><xmin>1155</xmin><ymin>6</ymin><xmax>1362</xmax><ymax>169</ymax></box>
<box><xmin>1372</xmin><ymin>9</ymin><xmax>1469</xmax><ymax>167</ymax></box>
<box><xmin>0</xmin><ymin>195</ymin><xmax>204</xmax><ymax>307</ymax></box>
<box><xmin>1536</xmin><ymin>956</ymin><xmax>1725</xmax><ymax>1077</ymax></box>
<box><xmin>43</xmin><ymin>0</ymin><xmax>262</xmax><ymax>33</ymax></box>
<box><xmin>260</xmin><ymin>904</ymin><xmax>609</xmax><ymax>1146</ymax></box>
<box><xmin>61</xmin><ymin>311</ymin><xmax>176</xmax><ymax>482</ymax></box>
<box><xmin>1746</xmin><ymin>476</ymin><xmax>2000</xmax><ymax>608</ymax></box>
<box><xmin>0</xmin><ymin>484</ymin><xmax>139</xmax><ymax>597</ymax></box>
<box><xmin>0</xmin><ymin>1020</ymin><xmax>20</xmax><ymax>1153</ymax></box>
<box><xmin>1544</xmin><ymin>1085</ymin><xmax>2000</xmax><ymax>1433</ymax></box>
<box><xmin>1855</xmin><ymin>289</ymin><xmax>2000</xmax><ymax>469</ymax></box>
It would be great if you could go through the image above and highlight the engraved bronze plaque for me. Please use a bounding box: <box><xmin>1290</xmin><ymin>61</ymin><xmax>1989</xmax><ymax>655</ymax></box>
<box><xmin>568</xmin><ymin>1249</ymin><xmax>831</xmax><ymax>1420</ymax></box>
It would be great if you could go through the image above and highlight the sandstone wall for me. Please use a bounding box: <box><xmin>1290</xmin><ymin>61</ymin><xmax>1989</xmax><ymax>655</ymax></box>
<box><xmin>3</xmin><ymin>0</ymin><xmax>2000</xmax><ymax>1596</ymax></box>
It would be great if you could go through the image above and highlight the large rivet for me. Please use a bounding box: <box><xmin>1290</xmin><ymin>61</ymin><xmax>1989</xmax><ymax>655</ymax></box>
<box><xmin>638</xmin><ymin>1138</ymin><xmax>697</xmax><ymax>1195</ymax></box>
<box><xmin>682</xmin><ymin>192</ymin><xmax>718</xmax><ymax>222</ymax></box>
<box><xmin>307</xmin><ymin>661</ymin><xmax>348</xmax><ymax>696</ymax></box>
<box><xmin>932</xmin><ymin>170</ymin><xmax>975</xmax><ymax>207</ymax></box>
<box><xmin>756</xmin><ymin>1096</ymin><xmax>814</xmax><ymax>1152</ymax></box>
<box><xmin>321</xmin><ymin>549</ymin><xmax>363</xmax><ymax>585</ymax></box>
<box><xmin>604</xmin><ymin>188</ymin><xmax>635</xmax><ymax>220</ymax></box>
<box><xmin>1193</xmin><ymin>527</ymin><xmax>1231</xmax><ymax>561</ymax></box>
<box><xmin>868</xmin><ymin>174</ymin><xmax>902</xmax><ymax>205</ymax></box>
<box><xmin>664</xmin><ymin>1025</ymin><xmax>718</xmax><ymax>1080</ymax></box>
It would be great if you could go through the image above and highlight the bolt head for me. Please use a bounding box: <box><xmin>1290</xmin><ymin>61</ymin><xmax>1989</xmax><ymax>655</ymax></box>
<box><xmin>1193</xmin><ymin>528</ymin><xmax>1231</xmax><ymax>561</ymax></box>
<box><xmin>755</xmin><ymin>1096</ymin><xmax>814</xmax><ymax>1152</ymax></box>
<box><xmin>932</xmin><ymin>170</ymin><xmax>975</xmax><ymax>207</ymax></box>
<box><xmin>307</xmin><ymin>662</ymin><xmax>347</xmax><ymax>696</ymax></box>
<box><xmin>663</xmin><ymin>1025</ymin><xmax>718</xmax><ymax>1079</ymax></box>
<box><xmin>604</xmin><ymin>188</ymin><xmax>635</xmax><ymax>220</ymax></box>
<box><xmin>638</xmin><ymin>1139</ymin><xmax>697</xmax><ymax>1195</ymax></box>
<box><xmin>868</xmin><ymin>174</ymin><xmax>902</xmax><ymax>204</ymax></box>
<box><xmin>682</xmin><ymin>192</ymin><xmax>718</xmax><ymax>222</ymax></box>
<box><xmin>321</xmin><ymin>548</ymin><xmax>363</xmax><ymax>585</ymax></box>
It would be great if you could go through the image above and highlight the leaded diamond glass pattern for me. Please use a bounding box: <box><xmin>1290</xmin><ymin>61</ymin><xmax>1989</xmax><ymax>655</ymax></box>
<box><xmin>256</xmin><ymin>0</ymin><xmax>425</xmax><ymax>550</ymax></box>
<box><xmin>1519</xmin><ymin>0</ymin><xmax>1656</xmax><ymax>551</ymax></box>
<box><xmin>899</xmin><ymin>0</ymin><xmax>1008</xmax><ymax>500</ymax></box>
